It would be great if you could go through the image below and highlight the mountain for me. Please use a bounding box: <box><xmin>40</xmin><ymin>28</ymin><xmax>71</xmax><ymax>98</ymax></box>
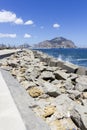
<box><xmin>34</xmin><ymin>37</ymin><xmax>76</xmax><ymax>48</ymax></box>
<box><xmin>18</xmin><ymin>43</ymin><xmax>32</xmax><ymax>49</ymax></box>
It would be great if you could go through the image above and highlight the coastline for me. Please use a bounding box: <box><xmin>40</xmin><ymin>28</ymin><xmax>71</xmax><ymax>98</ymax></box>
<box><xmin>0</xmin><ymin>49</ymin><xmax>87</xmax><ymax>130</ymax></box>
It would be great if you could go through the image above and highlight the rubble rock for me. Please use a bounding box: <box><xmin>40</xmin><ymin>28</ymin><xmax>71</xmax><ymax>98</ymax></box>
<box><xmin>71</xmin><ymin>104</ymin><xmax>87</xmax><ymax>130</ymax></box>
<box><xmin>27</xmin><ymin>87</ymin><xmax>43</xmax><ymax>98</ymax></box>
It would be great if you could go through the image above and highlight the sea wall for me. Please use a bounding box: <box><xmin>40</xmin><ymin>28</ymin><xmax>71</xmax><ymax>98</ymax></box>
<box><xmin>0</xmin><ymin>49</ymin><xmax>87</xmax><ymax>130</ymax></box>
<box><xmin>33</xmin><ymin>50</ymin><xmax>87</xmax><ymax>75</ymax></box>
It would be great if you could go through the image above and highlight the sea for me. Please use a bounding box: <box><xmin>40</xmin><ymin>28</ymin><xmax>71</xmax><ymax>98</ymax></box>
<box><xmin>34</xmin><ymin>48</ymin><xmax>87</xmax><ymax>68</ymax></box>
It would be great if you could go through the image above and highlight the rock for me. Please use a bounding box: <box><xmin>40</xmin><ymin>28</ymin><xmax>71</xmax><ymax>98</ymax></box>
<box><xmin>75</xmin><ymin>76</ymin><xmax>87</xmax><ymax>92</ymax></box>
<box><xmin>26</xmin><ymin>66</ymin><xmax>34</xmax><ymax>73</ymax></box>
<box><xmin>30</xmin><ymin>68</ymin><xmax>41</xmax><ymax>78</ymax></box>
<box><xmin>40</xmin><ymin>71</ymin><xmax>55</xmax><ymax>81</ymax></box>
<box><xmin>76</xmin><ymin>67</ymin><xmax>87</xmax><ymax>75</ymax></box>
<box><xmin>53</xmin><ymin>94</ymin><xmax>76</xmax><ymax>119</ymax></box>
<box><xmin>51</xmin><ymin>79</ymin><xmax>59</xmax><ymax>85</ymax></box>
<box><xmin>64</xmin><ymin>80</ymin><xmax>74</xmax><ymax>90</ymax></box>
<box><xmin>16</xmin><ymin>73</ymin><xmax>25</xmax><ymax>82</ymax></box>
<box><xmin>62</xmin><ymin>62</ymin><xmax>78</xmax><ymax>73</ymax></box>
<box><xmin>48</xmin><ymin>59</ymin><xmax>59</xmax><ymax>67</ymax></box>
<box><xmin>66</xmin><ymin>90</ymin><xmax>81</xmax><ymax>100</ymax></box>
<box><xmin>76</xmin><ymin>76</ymin><xmax>87</xmax><ymax>84</ymax></box>
<box><xmin>54</xmin><ymin>70</ymin><xmax>70</xmax><ymax>80</ymax></box>
<box><xmin>43</xmin><ymin>105</ymin><xmax>56</xmax><ymax>118</ymax></box>
<box><xmin>27</xmin><ymin>87</ymin><xmax>43</xmax><ymax>98</ymax></box>
<box><xmin>49</xmin><ymin>119</ymin><xmax>65</xmax><ymax>130</ymax></box>
<box><xmin>69</xmin><ymin>73</ymin><xmax>78</xmax><ymax>81</ymax></box>
<box><xmin>82</xmin><ymin>92</ymin><xmax>87</xmax><ymax>99</ymax></box>
<box><xmin>49</xmin><ymin>118</ymin><xmax>77</xmax><ymax>130</ymax></box>
<box><xmin>21</xmin><ymin>80</ymin><xmax>36</xmax><ymax>90</ymax></box>
<box><xmin>8</xmin><ymin>60</ymin><xmax>19</xmax><ymax>68</ymax></box>
<box><xmin>11</xmin><ymin>68</ymin><xmax>18</xmax><ymax>76</ymax></box>
<box><xmin>75</xmin><ymin>83</ymin><xmax>87</xmax><ymax>92</ymax></box>
<box><xmin>41</xmin><ymin>82</ymin><xmax>61</xmax><ymax>97</ymax></box>
<box><xmin>45</xmin><ymin>66</ymin><xmax>58</xmax><ymax>72</ymax></box>
<box><xmin>71</xmin><ymin>104</ymin><xmax>87</xmax><ymax>130</ymax></box>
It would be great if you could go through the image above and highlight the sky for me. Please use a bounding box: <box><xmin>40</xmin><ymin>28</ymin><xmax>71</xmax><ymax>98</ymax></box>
<box><xmin>0</xmin><ymin>0</ymin><xmax>87</xmax><ymax>47</ymax></box>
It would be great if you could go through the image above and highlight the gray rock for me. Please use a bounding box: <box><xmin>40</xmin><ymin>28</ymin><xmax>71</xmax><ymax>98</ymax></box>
<box><xmin>75</xmin><ymin>76</ymin><xmax>87</xmax><ymax>92</ymax></box>
<box><xmin>54</xmin><ymin>70</ymin><xmax>70</xmax><ymax>80</ymax></box>
<box><xmin>21</xmin><ymin>80</ymin><xmax>36</xmax><ymax>90</ymax></box>
<box><xmin>69</xmin><ymin>73</ymin><xmax>78</xmax><ymax>81</ymax></box>
<box><xmin>64</xmin><ymin>80</ymin><xmax>74</xmax><ymax>90</ymax></box>
<box><xmin>8</xmin><ymin>60</ymin><xmax>19</xmax><ymax>68</ymax></box>
<box><xmin>76</xmin><ymin>67</ymin><xmax>87</xmax><ymax>75</ymax></box>
<box><xmin>66</xmin><ymin>90</ymin><xmax>81</xmax><ymax>99</ymax></box>
<box><xmin>40</xmin><ymin>71</ymin><xmax>55</xmax><ymax>81</ymax></box>
<box><xmin>41</xmin><ymin>82</ymin><xmax>61</xmax><ymax>97</ymax></box>
<box><xmin>48</xmin><ymin>59</ymin><xmax>58</xmax><ymax>67</ymax></box>
<box><xmin>62</xmin><ymin>62</ymin><xmax>78</xmax><ymax>73</ymax></box>
<box><xmin>53</xmin><ymin>94</ymin><xmax>76</xmax><ymax>119</ymax></box>
<box><xmin>71</xmin><ymin>104</ymin><xmax>87</xmax><ymax>130</ymax></box>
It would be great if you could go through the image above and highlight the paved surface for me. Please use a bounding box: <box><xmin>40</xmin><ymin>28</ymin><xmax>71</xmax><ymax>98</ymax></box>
<box><xmin>0</xmin><ymin>49</ymin><xmax>21</xmax><ymax>56</ymax></box>
<box><xmin>0</xmin><ymin>49</ymin><xmax>22</xmax><ymax>59</ymax></box>
<box><xmin>0</xmin><ymin>71</ymin><xmax>26</xmax><ymax>130</ymax></box>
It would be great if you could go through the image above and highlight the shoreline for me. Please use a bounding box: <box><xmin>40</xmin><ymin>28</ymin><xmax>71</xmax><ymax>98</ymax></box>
<box><xmin>0</xmin><ymin>49</ymin><xmax>87</xmax><ymax>130</ymax></box>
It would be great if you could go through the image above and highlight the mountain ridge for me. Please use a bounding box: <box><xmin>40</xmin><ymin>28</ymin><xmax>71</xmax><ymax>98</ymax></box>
<box><xmin>34</xmin><ymin>37</ymin><xmax>76</xmax><ymax>48</ymax></box>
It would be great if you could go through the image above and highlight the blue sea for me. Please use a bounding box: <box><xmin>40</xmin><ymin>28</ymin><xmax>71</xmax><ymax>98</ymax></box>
<box><xmin>34</xmin><ymin>48</ymin><xmax>87</xmax><ymax>68</ymax></box>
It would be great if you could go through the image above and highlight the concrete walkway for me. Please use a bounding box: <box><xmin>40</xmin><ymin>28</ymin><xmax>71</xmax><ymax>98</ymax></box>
<box><xmin>0</xmin><ymin>49</ymin><xmax>22</xmax><ymax>59</ymax></box>
<box><xmin>0</xmin><ymin>49</ymin><xmax>21</xmax><ymax>56</ymax></box>
<box><xmin>0</xmin><ymin>71</ymin><xmax>26</xmax><ymax>130</ymax></box>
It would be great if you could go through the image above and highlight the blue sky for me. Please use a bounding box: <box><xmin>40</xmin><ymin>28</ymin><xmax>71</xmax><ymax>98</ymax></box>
<box><xmin>0</xmin><ymin>0</ymin><xmax>87</xmax><ymax>47</ymax></box>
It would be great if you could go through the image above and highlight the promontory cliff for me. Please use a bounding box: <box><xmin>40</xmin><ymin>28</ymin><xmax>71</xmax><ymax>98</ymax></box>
<box><xmin>34</xmin><ymin>37</ymin><xmax>76</xmax><ymax>48</ymax></box>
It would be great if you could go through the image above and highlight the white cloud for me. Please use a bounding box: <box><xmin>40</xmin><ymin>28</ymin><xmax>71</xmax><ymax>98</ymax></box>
<box><xmin>0</xmin><ymin>33</ymin><xmax>16</xmax><ymax>38</ymax></box>
<box><xmin>25</xmin><ymin>20</ymin><xmax>34</xmax><ymax>25</ymax></box>
<box><xmin>0</xmin><ymin>10</ymin><xmax>24</xmax><ymax>24</ymax></box>
<box><xmin>14</xmin><ymin>18</ymin><xmax>23</xmax><ymax>24</ymax></box>
<box><xmin>0</xmin><ymin>10</ymin><xmax>34</xmax><ymax>26</ymax></box>
<box><xmin>53</xmin><ymin>23</ymin><xmax>60</xmax><ymax>28</ymax></box>
<box><xmin>24</xmin><ymin>33</ymin><xmax>31</xmax><ymax>38</ymax></box>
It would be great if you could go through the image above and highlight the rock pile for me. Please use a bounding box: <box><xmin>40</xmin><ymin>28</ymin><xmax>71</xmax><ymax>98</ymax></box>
<box><xmin>0</xmin><ymin>49</ymin><xmax>87</xmax><ymax>130</ymax></box>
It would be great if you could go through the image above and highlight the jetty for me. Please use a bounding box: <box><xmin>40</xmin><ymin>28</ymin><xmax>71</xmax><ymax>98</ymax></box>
<box><xmin>0</xmin><ymin>49</ymin><xmax>87</xmax><ymax>130</ymax></box>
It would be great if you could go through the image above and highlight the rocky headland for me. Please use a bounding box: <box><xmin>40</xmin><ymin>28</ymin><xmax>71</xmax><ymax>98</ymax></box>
<box><xmin>0</xmin><ymin>49</ymin><xmax>87</xmax><ymax>130</ymax></box>
<box><xmin>34</xmin><ymin>37</ymin><xmax>76</xmax><ymax>48</ymax></box>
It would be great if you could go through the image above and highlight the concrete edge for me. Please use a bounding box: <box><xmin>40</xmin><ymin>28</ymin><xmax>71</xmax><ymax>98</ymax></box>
<box><xmin>0</xmin><ymin>50</ymin><xmax>22</xmax><ymax>59</ymax></box>
<box><xmin>0</xmin><ymin>69</ymin><xmax>50</xmax><ymax>130</ymax></box>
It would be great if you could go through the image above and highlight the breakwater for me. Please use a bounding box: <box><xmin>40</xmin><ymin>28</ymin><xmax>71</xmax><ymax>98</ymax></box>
<box><xmin>0</xmin><ymin>49</ymin><xmax>87</xmax><ymax>130</ymax></box>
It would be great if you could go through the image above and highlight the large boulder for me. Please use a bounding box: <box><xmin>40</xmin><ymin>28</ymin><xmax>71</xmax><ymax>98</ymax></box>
<box><xmin>62</xmin><ymin>62</ymin><xmax>78</xmax><ymax>73</ymax></box>
<box><xmin>54</xmin><ymin>70</ymin><xmax>70</xmax><ymax>80</ymax></box>
<box><xmin>76</xmin><ymin>67</ymin><xmax>87</xmax><ymax>75</ymax></box>
<box><xmin>75</xmin><ymin>76</ymin><xmax>87</xmax><ymax>92</ymax></box>
<box><xmin>40</xmin><ymin>71</ymin><xmax>55</xmax><ymax>81</ymax></box>
<box><xmin>41</xmin><ymin>82</ymin><xmax>61</xmax><ymax>97</ymax></box>
<box><xmin>71</xmin><ymin>104</ymin><xmax>87</xmax><ymax>130</ymax></box>
<box><xmin>53</xmin><ymin>94</ymin><xmax>76</xmax><ymax>119</ymax></box>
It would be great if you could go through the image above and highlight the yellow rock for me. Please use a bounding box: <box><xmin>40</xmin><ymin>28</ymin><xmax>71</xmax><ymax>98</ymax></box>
<box><xmin>19</xmin><ymin>67</ymin><xmax>26</xmax><ymax>73</ymax></box>
<box><xmin>50</xmin><ymin>120</ymin><xmax>65</xmax><ymax>130</ymax></box>
<box><xmin>27</xmin><ymin>87</ymin><xmax>43</xmax><ymax>98</ymax></box>
<box><xmin>43</xmin><ymin>105</ymin><xmax>56</xmax><ymax>118</ymax></box>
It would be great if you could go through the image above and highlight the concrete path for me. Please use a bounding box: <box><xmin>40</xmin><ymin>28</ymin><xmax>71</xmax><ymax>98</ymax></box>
<box><xmin>0</xmin><ymin>49</ymin><xmax>21</xmax><ymax>59</ymax></box>
<box><xmin>0</xmin><ymin>49</ymin><xmax>21</xmax><ymax>56</ymax></box>
<box><xmin>0</xmin><ymin>71</ymin><xmax>26</xmax><ymax>130</ymax></box>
